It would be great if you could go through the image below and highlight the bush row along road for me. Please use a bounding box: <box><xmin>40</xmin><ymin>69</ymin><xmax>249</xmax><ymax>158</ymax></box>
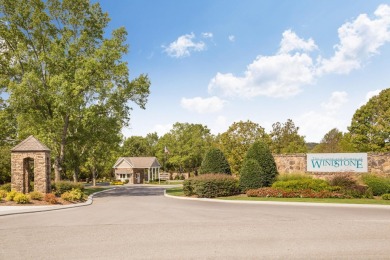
<box><xmin>1</xmin><ymin>186</ymin><xmax>390</xmax><ymax>259</ymax></box>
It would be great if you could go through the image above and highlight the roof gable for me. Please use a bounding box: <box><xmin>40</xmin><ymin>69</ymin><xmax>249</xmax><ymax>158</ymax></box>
<box><xmin>11</xmin><ymin>135</ymin><xmax>50</xmax><ymax>152</ymax></box>
<box><xmin>114</xmin><ymin>159</ymin><xmax>133</xmax><ymax>169</ymax></box>
<box><xmin>113</xmin><ymin>157</ymin><xmax>161</xmax><ymax>168</ymax></box>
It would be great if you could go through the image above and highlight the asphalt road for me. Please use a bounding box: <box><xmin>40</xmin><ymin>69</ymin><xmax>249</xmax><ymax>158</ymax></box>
<box><xmin>1</xmin><ymin>186</ymin><xmax>390</xmax><ymax>259</ymax></box>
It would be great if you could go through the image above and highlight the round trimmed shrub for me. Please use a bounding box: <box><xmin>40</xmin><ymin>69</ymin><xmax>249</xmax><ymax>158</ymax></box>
<box><xmin>382</xmin><ymin>193</ymin><xmax>390</xmax><ymax>200</ymax></box>
<box><xmin>44</xmin><ymin>193</ymin><xmax>58</xmax><ymax>204</ymax></box>
<box><xmin>361</xmin><ymin>174</ymin><xmax>390</xmax><ymax>196</ymax></box>
<box><xmin>5</xmin><ymin>190</ymin><xmax>17</xmax><ymax>201</ymax></box>
<box><xmin>61</xmin><ymin>188</ymin><xmax>84</xmax><ymax>202</ymax></box>
<box><xmin>239</xmin><ymin>159</ymin><xmax>265</xmax><ymax>192</ymax></box>
<box><xmin>13</xmin><ymin>193</ymin><xmax>30</xmax><ymax>204</ymax></box>
<box><xmin>29</xmin><ymin>191</ymin><xmax>44</xmax><ymax>201</ymax></box>
<box><xmin>199</xmin><ymin>148</ymin><xmax>231</xmax><ymax>175</ymax></box>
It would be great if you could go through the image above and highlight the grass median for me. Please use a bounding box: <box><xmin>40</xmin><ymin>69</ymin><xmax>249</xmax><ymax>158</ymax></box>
<box><xmin>165</xmin><ymin>187</ymin><xmax>390</xmax><ymax>205</ymax></box>
<box><xmin>84</xmin><ymin>187</ymin><xmax>111</xmax><ymax>196</ymax></box>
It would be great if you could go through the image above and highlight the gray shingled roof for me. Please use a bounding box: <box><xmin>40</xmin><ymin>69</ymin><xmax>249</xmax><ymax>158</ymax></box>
<box><xmin>11</xmin><ymin>135</ymin><xmax>50</xmax><ymax>152</ymax></box>
<box><xmin>113</xmin><ymin>157</ymin><xmax>161</xmax><ymax>168</ymax></box>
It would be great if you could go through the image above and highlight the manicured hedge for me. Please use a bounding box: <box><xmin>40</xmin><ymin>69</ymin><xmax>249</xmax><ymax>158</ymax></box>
<box><xmin>272</xmin><ymin>178</ymin><xmax>332</xmax><ymax>192</ymax></box>
<box><xmin>183</xmin><ymin>174</ymin><xmax>239</xmax><ymax>198</ymax></box>
<box><xmin>246</xmin><ymin>187</ymin><xmax>346</xmax><ymax>199</ymax></box>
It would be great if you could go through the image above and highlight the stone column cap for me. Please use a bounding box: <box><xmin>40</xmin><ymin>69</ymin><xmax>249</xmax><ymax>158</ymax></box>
<box><xmin>11</xmin><ymin>135</ymin><xmax>50</xmax><ymax>152</ymax></box>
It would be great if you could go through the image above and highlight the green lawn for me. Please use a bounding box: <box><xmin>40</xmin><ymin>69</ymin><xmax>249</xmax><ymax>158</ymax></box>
<box><xmin>165</xmin><ymin>187</ymin><xmax>185</xmax><ymax>196</ymax></box>
<box><xmin>84</xmin><ymin>187</ymin><xmax>111</xmax><ymax>196</ymax></box>
<box><xmin>165</xmin><ymin>187</ymin><xmax>390</xmax><ymax>205</ymax></box>
<box><xmin>148</xmin><ymin>180</ymin><xmax>184</xmax><ymax>185</ymax></box>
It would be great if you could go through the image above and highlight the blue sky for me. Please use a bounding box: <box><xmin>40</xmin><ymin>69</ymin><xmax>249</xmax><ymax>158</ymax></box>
<box><xmin>98</xmin><ymin>0</ymin><xmax>390</xmax><ymax>142</ymax></box>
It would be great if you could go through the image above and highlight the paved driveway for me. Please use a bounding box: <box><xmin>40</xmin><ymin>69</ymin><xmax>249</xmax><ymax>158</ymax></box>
<box><xmin>1</xmin><ymin>186</ymin><xmax>390</xmax><ymax>259</ymax></box>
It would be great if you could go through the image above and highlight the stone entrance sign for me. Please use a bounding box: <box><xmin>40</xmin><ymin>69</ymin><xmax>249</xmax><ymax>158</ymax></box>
<box><xmin>11</xmin><ymin>136</ymin><xmax>51</xmax><ymax>194</ymax></box>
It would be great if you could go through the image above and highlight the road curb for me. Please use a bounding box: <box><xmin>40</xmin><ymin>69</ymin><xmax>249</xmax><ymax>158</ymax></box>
<box><xmin>164</xmin><ymin>190</ymin><xmax>390</xmax><ymax>209</ymax></box>
<box><xmin>0</xmin><ymin>187</ymin><xmax>117</xmax><ymax>217</ymax></box>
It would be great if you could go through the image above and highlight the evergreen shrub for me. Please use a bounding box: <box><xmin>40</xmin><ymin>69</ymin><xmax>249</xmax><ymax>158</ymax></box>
<box><xmin>199</xmin><ymin>148</ymin><xmax>231</xmax><ymax>175</ymax></box>
<box><xmin>239</xmin><ymin>159</ymin><xmax>265</xmax><ymax>192</ymax></box>
<box><xmin>361</xmin><ymin>174</ymin><xmax>390</xmax><ymax>196</ymax></box>
<box><xmin>184</xmin><ymin>174</ymin><xmax>239</xmax><ymax>198</ymax></box>
<box><xmin>52</xmin><ymin>181</ymin><xmax>84</xmax><ymax>196</ymax></box>
<box><xmin>183</xmin><ymin>179</ymin><xmax>193</xmax><ymax>196</ymax></box>
<box><xmin>244</xmin><ymin>141</ymin><xmax>278</xmax><ymax>186</ymax></box>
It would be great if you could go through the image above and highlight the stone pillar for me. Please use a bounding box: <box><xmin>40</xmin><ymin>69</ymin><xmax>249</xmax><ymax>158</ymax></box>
<box><xmin>11</xmin><ymin>151</ymin><xmax>51</xmax><ymax>194</ymax></box>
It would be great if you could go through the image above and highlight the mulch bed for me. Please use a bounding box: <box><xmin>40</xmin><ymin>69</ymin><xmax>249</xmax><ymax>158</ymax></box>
<box><xmin>0</xmin><ymin>198</ymin><xmax>76</xmax><ymax>206</ymax></box>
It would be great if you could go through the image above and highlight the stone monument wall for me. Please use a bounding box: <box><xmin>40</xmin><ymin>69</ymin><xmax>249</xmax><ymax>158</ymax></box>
<box><xmin>273</xmin><ymin>153</ymin><xmax>390</xmax><ymax>175</ymax></box>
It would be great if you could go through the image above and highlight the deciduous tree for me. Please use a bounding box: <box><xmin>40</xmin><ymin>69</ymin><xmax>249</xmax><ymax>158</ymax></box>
<box><xmin>216</xmin><ymin>120</ymin><xmax>270</xmax><ymax>175</ymax></box>
<box><xmin>0</xmin><ymin>0</ymin><xmax>150</xmax><ymax>181</ymax></box>
<box><xmin>156</xmin><ymin>123</ymin><xmax>212</xmax><ymax>173</ymax></box>
<box><xmin>348</xmin><ymin>88</ymin><xmax>390</xmax><ymax>152</ymax></box>
<box><xmin>270</xmin><ymin>119</ymin><xmax>307</xmax><ymax>154</ymax></box>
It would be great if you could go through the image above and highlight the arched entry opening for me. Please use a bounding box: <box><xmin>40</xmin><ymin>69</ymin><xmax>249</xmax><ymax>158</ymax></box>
<box><xmin>11</xmin><ymin>136</ymin><xmax>51</xmax><ymax>194</ymax></box>
<box><xmin>22</xmin><ymin>157</ymin><xmax>34</xmax><ymax>193</ymax></box>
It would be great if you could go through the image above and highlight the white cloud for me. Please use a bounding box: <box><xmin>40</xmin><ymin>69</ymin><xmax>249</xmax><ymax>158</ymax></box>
<box><xmin>210</xmin><ymin>115</ymin><xmax>229</xmax><ymax>134</ymax></box>
<box><xmin>296</xmin><ymin>111</ymin><xmax>349</xmax><ymax>142</ymax></box>
<box><xmin>228</xmin><ymin>35</ymin><xmax>235</xmax><ymax>42</ymax></box>
<box><xmin>321</xmin><ymin>91</ymin><xmax>348</xmax><ymax>114</ymax></box>
<box><xmin>181</xmin><ymin>96</ymin><xmax>226</xmax><ymax>113</ymax></box>
<box><xmin>296</xmin><ymin>91</ymin><xmax>349</xmax><ymax>142</ymax></box>
<box><xmin>202</xmin><ymin>32</ymin><xmax>213</xmax><ymax>38</ymax></box>
<box><xmin>207</xmin><ymin>5</ymin><xmax>390</xmax><ymax>100</ymax></box>
<box><xmin>364</xmin><ymin>89</ymin><xmax>382</xmax><ymax>103</ymax></box>
<box><xmin>317</xmin><ymin>4</ymin><xmax>390</xmax><ymax>75</ymax></box>
<box><xmin>208</xmin><ymin>30</ymin><xmax>317</xmax><ymax>98</ymax></box>
<box><xmin>358</xmin><ymin>89</ymin><xmax>383</xmax><ymax>106</ymax></box>
<box><xmin>162</xmin><ymin>33</ymin><xmax>206</xmax><ymax>58</ymax></box>
<box><xmin>151</xmin><ymin>123</ymin><xmax>172</xmax><ymax>136</ymax></box>
<box><xmin>279</xmin><ymin>30</ymin><xmax>318</xmax><ymax>54</ymax></box>
<box><xmin>208</xmin><ymin>52</ymin><xmax>315</xmax><ymax>98</ymax></box>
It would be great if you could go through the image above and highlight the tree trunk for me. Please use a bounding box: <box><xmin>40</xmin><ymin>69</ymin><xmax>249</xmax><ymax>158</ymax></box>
<box><xmin>54</xmin><ymin>157</ymin><xmax>61</xmax><ymax>182</ymax></box>
<box><xmin>73</xmin><ymin>167</ymin><xmax>79</xmax><ymax>183</ymax></box>
<box><xmin>92</xmin><ymin>168</ymin><xmax>97</xmax><ymax>187</ymax></box>
<box><xmin>55</xmin><ymin>115</ymin><xmax>70</xmax><ymax>182</ymax></box>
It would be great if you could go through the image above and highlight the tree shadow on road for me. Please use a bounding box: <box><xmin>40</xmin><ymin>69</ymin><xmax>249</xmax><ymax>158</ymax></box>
<box><xmin>93</xmin><ymin>186</ymin><xmax>165</xmax><ymax>198</ymax></box>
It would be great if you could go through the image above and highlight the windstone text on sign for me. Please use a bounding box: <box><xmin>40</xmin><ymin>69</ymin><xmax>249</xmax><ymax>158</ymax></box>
<box><xmin>307</xmin><ymin>153</ymin><xmax>368</xmax><ymax>173</ymax></box>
